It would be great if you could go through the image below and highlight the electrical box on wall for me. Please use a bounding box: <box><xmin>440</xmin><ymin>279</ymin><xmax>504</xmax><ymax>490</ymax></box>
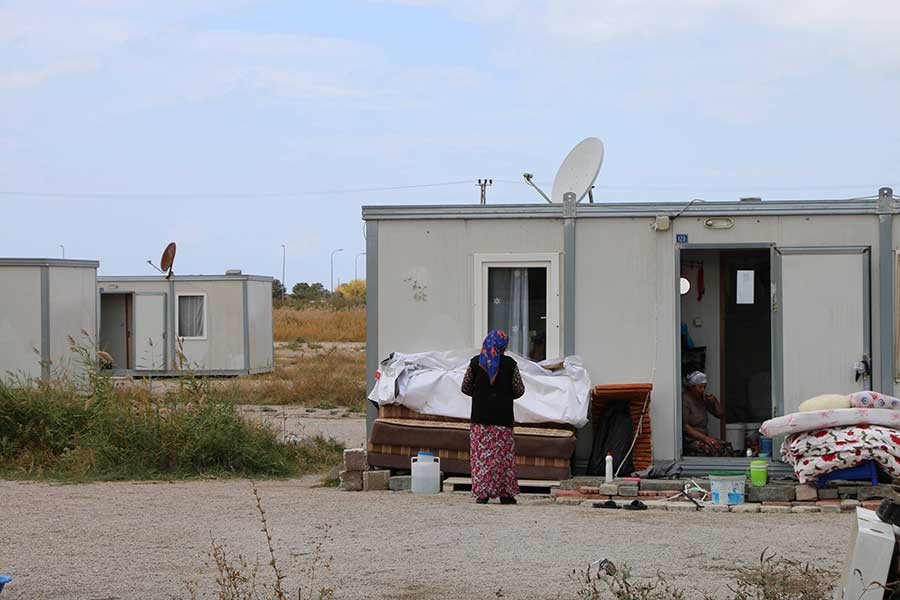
<box><xmin>652</xmin><ymin>215</ymin><xmax>671</xmax><ymax>231</ymax></box>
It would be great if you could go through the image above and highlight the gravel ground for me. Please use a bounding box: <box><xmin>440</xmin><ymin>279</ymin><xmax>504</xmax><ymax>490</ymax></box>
<box><xmin>240</xmin><ymin>406</ymin><xmax>367</xmax><ymax>448</ymax></box>
<box><xmin>0</xmin><ymin>477</ymin><xmax>850</xmax><ymax>600</ymax></box>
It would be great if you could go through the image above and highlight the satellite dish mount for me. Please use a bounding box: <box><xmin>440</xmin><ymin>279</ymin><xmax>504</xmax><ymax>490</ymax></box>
<box><xmin>151</xmin><ymin>242</ymin><xmax>177</xmax><ymax>279</ymax></box>
<box><xmin>523</xmin><ymin>137</ymin><xmax>604</xmax><ymax>205</ymax></box>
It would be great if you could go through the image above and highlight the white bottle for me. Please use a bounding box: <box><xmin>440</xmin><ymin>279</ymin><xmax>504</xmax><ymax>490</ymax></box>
<box><xmin>605</xmin><ymin>453</ymin><xmax>614</xmax><ymax>483</ymax></box>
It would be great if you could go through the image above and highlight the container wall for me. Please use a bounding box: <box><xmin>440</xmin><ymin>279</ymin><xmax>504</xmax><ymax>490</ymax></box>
<box><xmin>377</xmin><ymin>219</ymin><xmax>564</xmax><ymax>361</ymax></box>
<box><xmin>48</xmin><ymin>266</ymin><xmax>97</xmax><ymax>380</ymax></box>
<box><xmin>247</xmin><ymin>280</ymin><xmax>274</xmax><ymax>373</ymax></box>
<box><xmin>0</xmin><ymin>266</ymin><xmax>42</xmax><ymax>381</ymax></box>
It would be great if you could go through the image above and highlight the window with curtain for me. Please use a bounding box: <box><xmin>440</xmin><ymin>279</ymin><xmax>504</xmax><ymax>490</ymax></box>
<box><xmin>178</xmin><ymin>295</ymin><xmax>205</xmax><ymax>338</ymax></box>
<box><xmin>487</xmin><ymin>267</ymin><xmax>547</xmax><ymax>361</ymax></box>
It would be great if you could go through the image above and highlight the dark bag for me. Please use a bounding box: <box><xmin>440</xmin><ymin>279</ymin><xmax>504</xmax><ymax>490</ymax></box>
<box><xmin>587</xmin><ymin>400</ymin><xmax>635</xmax><ymax>477</ymax></box>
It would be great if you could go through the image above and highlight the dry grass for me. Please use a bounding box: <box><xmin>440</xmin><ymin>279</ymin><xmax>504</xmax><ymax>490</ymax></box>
<box><xmin>234</xmin><ymin>346</ymin><xmax>367</xmax><ymax>412</ymax></box>
<box><xmin>273</xmin><ymin>306</ymin><xmax>366</xmax><ymax>343</ymax></box>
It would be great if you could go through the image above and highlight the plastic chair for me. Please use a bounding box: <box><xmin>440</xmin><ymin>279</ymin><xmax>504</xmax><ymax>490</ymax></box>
<box><xmin>817</xmin><ymin>460</ymin><xmax>879</xmax><ymax>489</ymax></box>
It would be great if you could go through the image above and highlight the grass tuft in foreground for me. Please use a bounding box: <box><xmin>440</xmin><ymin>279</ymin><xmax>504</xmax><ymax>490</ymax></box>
<box><xmin>0</xmin><ymin>341</ymin><xmax>343</xmax><ymax>480</ymax></box>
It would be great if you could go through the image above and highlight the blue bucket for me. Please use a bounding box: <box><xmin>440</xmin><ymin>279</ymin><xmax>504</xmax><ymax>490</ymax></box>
<box><xmin>0</xmin><ymin>574</ymin><xmax>12</xmax><ymax>594</ymax></box>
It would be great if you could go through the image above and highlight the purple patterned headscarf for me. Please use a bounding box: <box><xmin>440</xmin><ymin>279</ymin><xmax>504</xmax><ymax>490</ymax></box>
<box><xmin>479</xmin><ymin>330</ymin><xmax>509</xmax><ymax>385</ymax></box>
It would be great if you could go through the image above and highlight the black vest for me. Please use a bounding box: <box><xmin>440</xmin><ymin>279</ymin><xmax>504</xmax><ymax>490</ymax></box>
<box><xmin>469</xmin><ymin>355</ymin><xmax>516</xmax><ymax>428</ymax></box>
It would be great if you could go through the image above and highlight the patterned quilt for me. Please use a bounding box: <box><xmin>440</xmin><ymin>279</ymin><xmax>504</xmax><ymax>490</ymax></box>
<box><xmin>760</xmin><ymin>408</ymin><xmax>900</xmax><ymax>437</ymax></box>
<box><xmin>781</xmin><ymin>425</ymin><xmax>900</xmax><ymax>483</ymax></box>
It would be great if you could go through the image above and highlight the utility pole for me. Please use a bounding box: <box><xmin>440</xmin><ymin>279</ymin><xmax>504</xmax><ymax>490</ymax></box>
<box><xmin>281</xmin><ymin>244</ymin><xmax>286</xmax><ymax>300</ymax></box>
<box><xmin>477</xmin><ymin>179</ymin><xmax>493</xmax><ymax>204</ymax></box>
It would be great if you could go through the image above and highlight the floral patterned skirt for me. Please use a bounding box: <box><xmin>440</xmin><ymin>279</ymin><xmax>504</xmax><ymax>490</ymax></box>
<box><xmin>470</xmin><ymin>424</ymin><xmax>519</xmax><ymax>499</ymax></box>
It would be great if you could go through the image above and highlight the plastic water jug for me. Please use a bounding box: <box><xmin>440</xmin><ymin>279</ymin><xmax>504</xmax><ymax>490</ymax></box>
<box><xmin>411</xmin><ymin>452</ymin><xmax>441</xmax><ymax>494</ymax></box>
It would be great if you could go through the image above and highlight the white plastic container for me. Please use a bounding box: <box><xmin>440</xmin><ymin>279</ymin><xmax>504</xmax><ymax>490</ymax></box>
<box><xmin>411</xmin><ymin>452</ymin><xmax>441</xmax><ymax>494</ymax></box>
<box><xmin>708</xmin><ymin>472</ymin><xmax>746</xmax><ymax>506</ymax></box>
<box><xmin>725</xmin><ymin>423</ymin><xmax>746</xmax><ymax>452</ymax></box>
<box><xmin>604</xmin><ymin>453</ymin><xmax>613</xmax><ymax>483</ymax></box>
<box><xmin>834</xmin><ymin>508</ymin><xmax>896</xmax><ymax>600</ymax></box>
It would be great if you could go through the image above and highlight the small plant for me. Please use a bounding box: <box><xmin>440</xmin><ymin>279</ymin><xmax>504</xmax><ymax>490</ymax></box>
<box><xmin>729</xmin><ymin>551</ymin><xmax>835</xmax><ymax>600</ymax></box>
<box><xmin>570</xmin><ymin>561</ymin><xmax>685</xmax><ymax>600</ymax></box>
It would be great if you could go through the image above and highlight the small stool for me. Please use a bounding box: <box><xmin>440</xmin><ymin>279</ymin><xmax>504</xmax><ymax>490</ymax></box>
<box><xmin>817</xmin><ymin>460</ymin><xmax>879</xmax><ymax>489</ymax></box>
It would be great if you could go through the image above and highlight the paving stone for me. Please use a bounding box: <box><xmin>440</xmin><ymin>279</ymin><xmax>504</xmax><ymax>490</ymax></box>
<box><xmin>761</xmin><ymin>505</ymin><xmax>793</xmax><ymax>514</ymax></box>
<box><xmin>858</xmin><ymin>485</ymin><xmax>897</xmax><ymax>501</ymax></box>
<box><xmin>731</xmin><ymin>503</ymin><xmax>761</xmax><ymax>514</ymax></box>
<box><xmin>343</xmin><ymin>448</ymin><xmax>368</xmax><ymax>472</ymax></box>
<box><xmin>795</xmin><ymin>485</ymin><xmax>818</xmax><ymax>502</ymax></box>
<box><xmin>840</xmin><ymin>499</ymin><xmax>859</xmax><ymax>513</ymax></box>
<box><xmin>580</xmin><ymin>486</ymin><xmax>602</xmax><ymax>495</ymax></box>
<box><xmin>748</xmin><ymin>485</ymin><xmax>795</xmax><ymax>503</ymax></box>
<box><xmin>644</xmin><ymin>501</ymin><xmax>669</xmax><ymax>510</ymax></box>
<box><xmin>639</xmin><ymin>480</ymin><xmax>688</xmax><ymax>492</ymax></box>
<box><xmin>618</xmin><ymin>486</ymin><xmax>639</xmax><ymax>497</ymax></box>
<box><xmin>339</xmin><ymin>470</ymin><xmax>363</xmax><ymax>492</ymax></box>
<box><xmin>599</xmin><ymin>484</ymin><xmax>619</xmax><ymax>496</ymax></box>
<box><xmin>838</xmin><ymin>486</ymin><xmax>859</xmax><ymax>499</ymax></box>
<box><xmin>791</xmin><ymin>506</ymin><xmax>821</xmax><ymax>514</ymax></box>
<box><xmin>667</xmin><ymin>502</ymin><xmax>700</xmax><ymax>512</ymax></box>
<box><xmin>818</xmin><ymin>488</ymin><xmax>839</xmax><ymax>500</ymax></box>
<box><xmin>819</xmin><ymin>504</ymin><xmax>841</xmax><ymax>514</ymax></box>
<box><xmin>762</xmin><ymin>501</ymin><xmax>793</xmax><ymax>507</ymax></box>
<box><xmin>704</xmin><ymin>504</ymin><xmax>730</xmax><ymax>513</ymax></box>
<box><xmin>363</xmin><ymin>470</ymin><xmax>390</xmax><ymax>491</ymax></box>
<box><xmin>552</xmin><ymin>489</ymin><xmax>586</xmax><ymax>498</ymax></box>
<box><xmin>555</xmin><ymin>496</ymin><xmax>585</xmax><ymax>506</ymax></box>
<box><xmin>816</xmin><ymin>499</ymin><xmax>841</xmax><ymax>507</ymax></box>
<box><xmin>559</xmin><ymin>477</ymin><xmax>605</xmax><ymax>491</ymax></box>
<box><xmin>389</xmin><ymin>476</ymin><xmax>411</xmax><ymax>492</ymax></box>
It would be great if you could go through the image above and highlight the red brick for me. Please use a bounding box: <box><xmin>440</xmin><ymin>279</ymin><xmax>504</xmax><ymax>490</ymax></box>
<box><xmin>816</xmin><ymin>499</ymin><xmax>841</xmax><ymax>506</ymax></box>
<box><xmin>579</xmin><ymin>486</ymin><xmax>601</xmax><ymax>495</ymax></box>
<box><xmin>861</xmin><ymin>500</ymin><xmax>883</xmax><ymax>511</ymax></box>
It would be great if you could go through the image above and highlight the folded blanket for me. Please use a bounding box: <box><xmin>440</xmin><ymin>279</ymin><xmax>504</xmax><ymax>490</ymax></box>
<box><xmin>850</xmin><ymin>391</ymin><xmax>900</xmax><ymax>410</ymax></box>
<box><xmin>760</xmin><ymin>408</ymin><xmax>900</xmax><ymax>437</ymax></box>
<box><xmin>781</xmin><ymin>425</ymin><xmax>900</xmax><ymax>484</ymax></box>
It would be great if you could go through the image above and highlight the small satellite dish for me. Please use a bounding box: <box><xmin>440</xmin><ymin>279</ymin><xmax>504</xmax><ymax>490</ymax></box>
<box><xmin>551</xmin><ymin>137</ymin><xmax>604</xmax><ymax>204</ymax></box>
<box><xmin>160</xmin><ymin>242</ymin><xmax>176</xmax><ymax>277</ymax></box>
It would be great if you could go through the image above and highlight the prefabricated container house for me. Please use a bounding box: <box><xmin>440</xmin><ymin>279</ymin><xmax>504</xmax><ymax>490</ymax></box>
<box><xmin>0</xmin><ymin>258</ymin><xmax>99</xmax><ymax>383</ymax></box>
<box><xmin>97</xmin><ymin>272</ymin><xmax>274</xmax><ymax>375</ymax></box>
<box><xmin>362</xmin><ymin>187</ymin><xmax>898</xmax><ymax>474</ymax></box>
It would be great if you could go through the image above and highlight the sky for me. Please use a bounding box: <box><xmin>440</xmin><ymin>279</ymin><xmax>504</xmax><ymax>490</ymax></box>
<box><xmin>2</xmin><ymin>1</ymin><xmax>899</xmax><ymax>287</ymax></box>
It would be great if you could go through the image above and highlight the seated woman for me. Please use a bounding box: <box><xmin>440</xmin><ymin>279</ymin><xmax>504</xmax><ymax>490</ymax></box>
<box><xmin>682</xmin><ymin>371</ymin><xmax>733</xmax><ymax>457</ymax></box>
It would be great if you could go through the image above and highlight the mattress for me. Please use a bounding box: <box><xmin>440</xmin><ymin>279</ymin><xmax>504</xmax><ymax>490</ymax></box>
<box><xmin>781</xmin><ymin>425</ymin><xmax>900</xmax><ymax>483</ymax></box>
<box><xmin>367</xmin><ymin>406</ymin><xmax>576</xmax><ymax>479</ymax></box>
<box><xmin>760</xmin><ymin>408</ymin><xmax>900</xmax><ymax>438</ymax></box>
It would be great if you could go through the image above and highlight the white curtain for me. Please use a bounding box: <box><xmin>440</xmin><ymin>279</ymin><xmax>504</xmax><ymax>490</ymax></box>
<box><xmin>179</xmin><ymin>296</ymin><xmax>204</xmax><ymax>337</ymax></box>
<box><xmin>487</xmin><ymin>268</ymin><xmax>529</xmax><ymax>355</ymax></box>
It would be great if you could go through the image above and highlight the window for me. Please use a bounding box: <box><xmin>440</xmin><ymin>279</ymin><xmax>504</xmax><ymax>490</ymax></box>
<box><xmin>177</xmin><ymin>294</ymin><xmax>206</xmax><ymax>339</ymax></box>
<box><xmin>474</xmin><ymin>253</ymin><xmax>560</xmax><ymax>361</ymax></box>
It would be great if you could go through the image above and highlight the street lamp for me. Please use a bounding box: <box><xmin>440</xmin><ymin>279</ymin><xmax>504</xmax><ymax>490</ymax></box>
<box><xmin>330</xmin><ymin>248</ymin><xmax>344</xmax><ymax>293</ymax></box>
<box><xmin>59</xmin><ymin>245</ymin><xmax>65</xmax><ymax>259</ymax></box>
<box><xmin>281</xmin><ymin>244</ymin><xmax>286</xmax><ymax>300</ymax></box>
<box><xmin>355</xmin><ymin>252</ymin><xmax>366</xmax><ymax>281</ymax></box>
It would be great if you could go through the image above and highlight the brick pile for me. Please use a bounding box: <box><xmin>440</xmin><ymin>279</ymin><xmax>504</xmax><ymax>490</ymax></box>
<box><xmin>340</xmin><ymin>448</ymin><xmax>394</xmax><ymax>492</ymax></box>
<box><xmin>552</xmin><ymin>477</ymin><xmax>897</xmax><ymax>514</ymax></box>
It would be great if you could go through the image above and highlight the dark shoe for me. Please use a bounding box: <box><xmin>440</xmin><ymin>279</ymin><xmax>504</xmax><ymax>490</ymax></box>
<box><xmin>500</xmin><ymin>497</ymin><xmax>517</xmax><ymax>505</ymax></box>
<box><xmin>594</xmin><ymin>500</ymin><xmax>620</xmax><ymax>509</ymax></box>
<box><xmin>476</xmin><ymin>497</ymin><xmax>489</xmax><ymax>504</ymax></box>
<box><xmin>624</xmin><ymin>500</ymin><xmax>647</xmax><ymax>511</ymax></box>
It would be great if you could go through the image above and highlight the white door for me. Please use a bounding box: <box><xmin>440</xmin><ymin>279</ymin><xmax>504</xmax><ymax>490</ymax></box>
<box><xmin>777</xmin><ymin>248</ymin><xmax>870</xmax><ymax>416</ymax></box>
<box><xmin>134</xmin><ymin>293</ymin><xmax>166</xmax><ymax>371</ymax></box>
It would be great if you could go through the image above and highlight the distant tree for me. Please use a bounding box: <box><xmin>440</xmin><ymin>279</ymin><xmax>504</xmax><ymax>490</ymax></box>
<box><xmin>292</xmin><ymin>282</ymin><xmax>329</xmax><ymax>301</ymax></box>
<box><xmin>337</xmin><ymin>279</ymin><xmax>366</xmax><ymax>302</ymax></box>
<box><xmin>272</xmin><ymin>279</ymin><xmax>285</xmax><ymax>300</ymax></box>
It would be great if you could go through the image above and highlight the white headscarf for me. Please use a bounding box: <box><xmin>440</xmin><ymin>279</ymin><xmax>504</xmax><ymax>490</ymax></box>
<box><xmin>685</xmin><ymin>371</ymin><xmax>708</xmax><ymax>387</ymax></box>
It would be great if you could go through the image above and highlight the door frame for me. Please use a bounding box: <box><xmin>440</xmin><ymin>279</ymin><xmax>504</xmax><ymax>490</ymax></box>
<box><xmin>473</xmin><ymin>253</ymin><xmax>561</xmax><ymax>359</ymax></box>
<box><xmin>98</xmin><ymin>291</ymin><xmax>135</xmax><ymax>370</ymax></box>
<box><xmin>133</xmin><ymin>291</ymin><xmax>168</xmax><ymax>371</ymax></box>
<box><xmin>772</xmin><ymin>246</ymin><xmax>872</xmax><ymax>418</ymax></box>
<box><xmin>674</xmin><ymin>243</ymin><xmax>774</xmax><ymax>462</ymax></box>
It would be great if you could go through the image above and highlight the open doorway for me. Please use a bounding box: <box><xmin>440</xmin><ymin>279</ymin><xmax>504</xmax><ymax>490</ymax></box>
<box><xmin>679</xmin><ymin>249</ymin><xmax>771</xmax><ymax>458</ymax></box>
<box><xmin>100</xmin><ymin>293</ymin><xmax>133</xmax><ymax>370</ymax></box>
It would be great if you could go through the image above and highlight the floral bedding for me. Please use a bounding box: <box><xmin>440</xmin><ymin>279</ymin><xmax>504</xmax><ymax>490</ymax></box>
<box><xmin>781</xmin><ymin>425</ymin><xmax>900</xmax><ymax>483</ymax></box>
<box><xmin>760</xmin><ymin>408</ymin><xmax>900</xmax><ymax>437</ymax></box>
<box><xmin>850</xmin><ymin>391</ymin><xmax>900</xmax><ymax>410</ymax></box>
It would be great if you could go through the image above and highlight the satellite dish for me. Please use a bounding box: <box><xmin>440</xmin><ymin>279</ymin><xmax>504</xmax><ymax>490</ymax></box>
<box><xmin>550</xmin><ymin>137</ymin><xmax>604</xmax><ymax>204</ymax></box>
<box><xmin>160</xmin><ymin>242</ymin><xmax>176</xmax><ymax>277</ymax></box>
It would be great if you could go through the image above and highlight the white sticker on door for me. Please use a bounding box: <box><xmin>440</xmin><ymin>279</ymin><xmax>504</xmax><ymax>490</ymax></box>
<box><xmin>737</xmin><ymin>270</ymin><xmax>754</xmax><ymax>305</ymax></box>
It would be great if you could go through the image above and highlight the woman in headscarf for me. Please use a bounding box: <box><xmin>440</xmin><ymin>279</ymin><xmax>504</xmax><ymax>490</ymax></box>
<box><xmin>461</xmin><ymin>330</ymin><xmax>526</xmax><ymax>504</ymax></box>
<box><xmin>682</xmin><ymin>371</ymin><xmax>733</xmax><ymax>457</ymax></box>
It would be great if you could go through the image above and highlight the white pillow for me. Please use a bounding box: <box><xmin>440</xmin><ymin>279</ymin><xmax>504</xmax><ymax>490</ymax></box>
<box><xmin>797</xmin><ymin>394</ymin><xmax>851</xmax><ymax>412</ymax></box>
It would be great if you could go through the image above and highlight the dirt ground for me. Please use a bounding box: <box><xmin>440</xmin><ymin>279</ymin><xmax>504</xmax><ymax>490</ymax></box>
<box><xmin>0</xmin><ymin>476</ymin><xmax>850</xmax><ymax>600</ymax></box>
<box><xmin>240</xmin><ymin>405</ymin><xmax>367</xmax><ymax>448</ymax></box>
